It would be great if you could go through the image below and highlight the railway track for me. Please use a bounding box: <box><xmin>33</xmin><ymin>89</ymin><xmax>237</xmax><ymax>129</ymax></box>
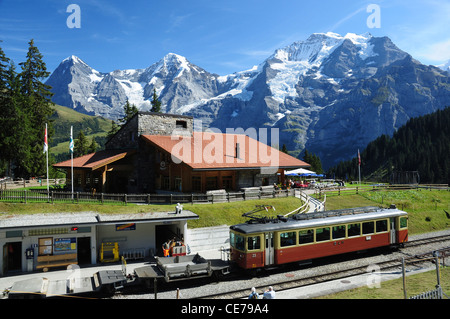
<box><xmin>111</xmin><ymin>232</ymin><xmax>450</xmax><ymax>299</ymax></box>
<box><xmin>200</xmin><ymin>234</ymin><xmax>450</xmax><ymax>299</ymax></box>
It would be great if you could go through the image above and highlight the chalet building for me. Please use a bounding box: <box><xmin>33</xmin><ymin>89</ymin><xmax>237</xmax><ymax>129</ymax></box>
<box><xmin>54</xmin><ymin>112</ymin><xmax>309</xmax><ymax>194</ymax></box>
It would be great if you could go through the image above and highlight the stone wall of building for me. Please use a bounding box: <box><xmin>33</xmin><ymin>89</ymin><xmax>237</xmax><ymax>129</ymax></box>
<box><xmin>105</xmin><ymin>115</ymin><xmax>139</xmax><ymax>150</ymax></box>
<box><xmin>106</xmin><ymin>112</ymin><xmax>194</xmax><ymax>151</ymax></box>
<box><xmin>138</xmin><ymin>112</ymin><xmax>193</xmax><ymax>137</ymax></box>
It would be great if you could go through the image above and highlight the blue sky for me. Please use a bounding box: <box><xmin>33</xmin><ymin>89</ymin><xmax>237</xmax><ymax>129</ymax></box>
<box><xmin>1</xmin><ymin>0</ymin><xmax>449</xmax><ymax>76</ymax></box>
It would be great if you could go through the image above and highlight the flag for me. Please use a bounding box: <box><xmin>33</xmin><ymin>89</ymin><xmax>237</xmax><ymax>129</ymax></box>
<box><xmin>43</xmin><ymin>124</ymin><xmax>48</xmax><ymax>153</ymax></box>
<box><xmin>69</xmin><ymin>126</ymin><xmax>74</xmax><ymax>153</ymax></box>
<box><xmin>358</xmin><ymin>149</ymin><xmax>361</xmax><ymax>166</ymax></box>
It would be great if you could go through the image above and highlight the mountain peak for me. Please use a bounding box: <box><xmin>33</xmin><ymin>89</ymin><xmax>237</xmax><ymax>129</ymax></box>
<box><xmin>272</xmin><ymin>32</ymin><xmax>376</xmax><ymax>64</ymax></box>
<box><xmin>62</xmin><ymin>55</ymin><xmax>88</xmax><ymax>66</ymax></box>
<box><xmin>436</xmin><ymin>59</ymin><xmax>450</xmax><ymax>72</ymax></box>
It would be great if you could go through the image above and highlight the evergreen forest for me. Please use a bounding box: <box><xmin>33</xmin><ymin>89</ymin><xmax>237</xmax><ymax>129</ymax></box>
<box><xmin>328</xmin><ymin>107</ymin><xmax>450</xmax><ymax>184</ymax></box>
<box><xmin>0</xmin><ymin>40</ymin><xmax>54</xmax><ymax>178</ymax></box>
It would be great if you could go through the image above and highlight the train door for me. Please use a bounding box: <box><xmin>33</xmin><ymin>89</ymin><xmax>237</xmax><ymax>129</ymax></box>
<box><xmin>390</xmin><ymin>218</ymin><xmax>397</xmax><ymax>244</ymax></box>
<box><xmin>264</xmin><ymin>232</ymin><xmax>274</xmax><ymax>266</ymax></box>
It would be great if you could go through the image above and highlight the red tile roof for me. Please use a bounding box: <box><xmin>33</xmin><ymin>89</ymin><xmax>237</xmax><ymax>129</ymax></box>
<box><xmin>142</xmin><ymin>132</ymin><xmax>309</xmax><ymax>170</ymax></box>
<box><xmin>53</xmin><ymin>149</ymin><xmax>135</xmax><ymax>170</ymax></box>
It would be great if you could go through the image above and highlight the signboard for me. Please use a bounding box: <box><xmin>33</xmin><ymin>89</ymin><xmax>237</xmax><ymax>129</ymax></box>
<box><xmin>54</xmin><ymin>238</ymin><xmax>77</xmax><ymax>251</ymax></box>
<box><xmin>116</xmin><ymin>223</ymin><xmax>136</xmax><ymax>231</ymax></box>
<box><xmin>38</xmin><ymin>237</ymin><xmax>53</xmax><ymax>255</ymax></box>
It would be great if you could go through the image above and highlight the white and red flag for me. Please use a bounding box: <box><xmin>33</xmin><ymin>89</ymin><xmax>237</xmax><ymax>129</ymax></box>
<box><xmin>43</xmin><ymin>124</ymin><xmax>48</xmax><ymax>153</ymax></box>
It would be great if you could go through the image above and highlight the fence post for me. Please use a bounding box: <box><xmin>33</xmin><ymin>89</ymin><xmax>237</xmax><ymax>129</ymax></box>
<box><xmin>51</xmin><ymin>191</ymin><xmax>54</xmax><ymax>204</ymax></box>
<box><xmin>101</xmin><ymin>193</ymin><xmax>104</xmax><ymax>204</ymax></box>
<box><xmin>191</xmin><ymin>193</ymin><xmax>194</xmax><ymax>204</ymax></box>
<box><xmin>435</xmin><ymin>252</ymin><xmax>441</xmax><ymax>287</ymax></box>
<box><xmin>24</xmin><ymin>189</ymin><xmax>27</xmax><ymax>204</ymax></box>
<box><xmin>76</xmin><ymin>192</ymin><xmax>79</xmax><ymax>204</ymax></box>
<box><xmin>402</xmin><ymin>257</ymin><xmax>407</xmax><ymax>299</ymax></box>
<box><xmin>124</xmin><ymin>194</ymin><xmax>127</xmax><ymax>205</ymax></box>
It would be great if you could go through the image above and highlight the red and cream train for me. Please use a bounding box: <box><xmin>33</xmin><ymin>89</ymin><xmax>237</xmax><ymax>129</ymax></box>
<box><xmin>230</xmin><ymin>206</ymin><xmax>408</xmax><ymax>270</ymax></box>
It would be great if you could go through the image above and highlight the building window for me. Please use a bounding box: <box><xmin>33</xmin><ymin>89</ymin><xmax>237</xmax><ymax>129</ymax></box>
<box><xmin>222</xmin><ymin>176</ymin><xmax>233</xmax><ymax>190</ymax></box>
<box><xmin>206</xmin><ymin>176</ymin><xmax>217</xmax><ymax>190</ymax></box>
<box><xmin>174</xmin><ymin>177</ymin><xmax>182</xmax><ymax>191</ymax></box>
<box><xmin>192</xmin><ymin>176</ymin><xmax>201</xmax><ymax>192</ymax></box>
<box><xmin>162</xmin><ymin>176</ymin><xmax>170</xmax><ymax>190</ymax></box>
<box><xmin>176</xmin><ymin>120</ymin><xmax>187</xmax><ymax>129</ymax></box>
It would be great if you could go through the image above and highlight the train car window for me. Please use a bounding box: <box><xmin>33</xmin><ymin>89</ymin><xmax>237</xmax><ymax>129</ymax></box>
<box><xmin>230</xmin><ymin>232</ymin><xmax>245</xmax><ymax>251</ymax></box>
<box><xmin>280</xmin><ymin>232</ymin><xmax>297</xmax><ymax>247</ymax></box>
<box><xmin>347</xmin><ymin>223</ymin><xmax>361</xmax><ymax>237</ymax></box>
<box><xmin>316</xmin><ymin>227</ymin><xmax>330</xmax><ymax>242</ymax></box>
<box><xmin>400</xmin><ymin>217</ymin><xmax>408</xmax><ymax>228</ymax></box>
<box><xmin>376</xmin><ymin>219</ymin><xmax>388</xmax><ymax>233</ymax></box>
<box><xmin>299</xmin><ymin>229</ymin><xmax>314</xmax><ymax>245</ymax></box>
<box><xmin>247</xmin><ymin>236</ymin><xmax>261</xmax><ymax>250</ymax></box>
<box><xmin>332</xmin><ymin>225</ymin><xmax>346</xmax><ymax>239</ymax></box>
<box><xmin>362</xmin><ymin>221</ymin><xmax>375</xmax><ymax>235</ymax></box>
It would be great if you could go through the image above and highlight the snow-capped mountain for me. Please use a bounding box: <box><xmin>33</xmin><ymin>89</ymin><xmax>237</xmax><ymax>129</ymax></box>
<box><xmin>45</xmin><ymin>32</ymin><xmax>450</xmax><ymax>167</ymax></box>
<box><xmin>437</xmin><ymin>59</ymin><xmax>450</xmax><ymax>73</ymax></box>
<box><xmin>46</xmin><ymin>53</ymin><xmax>222</xmax><ymax>119</ymax></box>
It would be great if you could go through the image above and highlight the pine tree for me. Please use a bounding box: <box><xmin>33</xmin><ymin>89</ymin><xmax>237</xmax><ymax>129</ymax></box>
<box><xmin>150</xmin><ymin>89</ymin><xmax>161</xmax><ymax>113</ymax></box>
<box><xmin>119</xmin><ymin>99</ymin><xmax>138</xmax><ymax>125</ymax></box>
<box><xmin>302</xmin><ymin>149</ymin><xmax>323</xmax><ymax>174</ymax></box>
<box><xmin>0</xmin><ymin>52</ymin><xmax>32</xmax><ymax>177</ymax></box>
<box><xmin>87</xmin><ymin>136</ymin><xmax>97</xmax><ymax>154</ymax></box>
<box><xmin>17</xmin><ymin>39</ymin><xmax>54</xmax><ymax>177</ymax></box>
<box><xmin>0</xmin><ymin>45</ymin><xmax>12</xmax><ymax>175</ymax></box>
<box><xmin>107</xmin><ymin>120</ymin><xmax>120</xmax><ymax>140</ymax></box>
<box><xmin>74</xmin><ymin>130</ymin><xmax>89</xmax><ymax>157</ymax></box>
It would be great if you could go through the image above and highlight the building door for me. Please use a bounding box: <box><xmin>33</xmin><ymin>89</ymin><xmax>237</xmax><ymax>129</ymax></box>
<box><xmin>264</xmin><ymin>232</ymin><xmax>274</xmax><ymax>266</ymax></box>
<box><xmin>77</xmin><ymin>237</ymin><xmax>91</xmax><ymax>265</ymax></box>
<box><xmin>3</xmin><ymin>242</ymin><xmax>22</xmax><ymax>273</ymax></box>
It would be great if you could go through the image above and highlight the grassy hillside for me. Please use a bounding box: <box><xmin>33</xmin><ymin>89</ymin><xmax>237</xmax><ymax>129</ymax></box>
<box><xmin>49</xmin><ymin>104</ymin><xmax>111</xmax><ymax>162</ymax></box>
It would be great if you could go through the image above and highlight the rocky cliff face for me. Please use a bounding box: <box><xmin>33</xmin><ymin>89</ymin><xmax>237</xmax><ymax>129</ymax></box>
<box><xmin>45</xmin><ymin>33</ymin><xmax>450</xmax><ymax>168</ymax></box>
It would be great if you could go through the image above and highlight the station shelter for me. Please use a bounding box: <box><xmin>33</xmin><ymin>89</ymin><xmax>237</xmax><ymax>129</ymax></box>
<box><xmin>0</xmin><ymin>209</ymin><xmax>198</xmax><ymax>276</ymax></box>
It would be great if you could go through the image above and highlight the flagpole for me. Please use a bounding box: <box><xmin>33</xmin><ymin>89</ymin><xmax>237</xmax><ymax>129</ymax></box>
<box><xmin>70</xmin><ymin>126</ymin><xmax>74</xmax><ymax>199</ymax></box>
<box><xmin>358</xmin><ymin>149</ymin><xmax>361</xmax><ymax>185</ymax></box>
<box><xmin>45</xmin><ymin>123</ymin><xmax>49</xmax><ymax>195</ymax></box>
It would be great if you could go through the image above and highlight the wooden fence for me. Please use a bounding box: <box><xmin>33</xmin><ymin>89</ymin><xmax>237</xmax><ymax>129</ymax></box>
<box><xmin>0</xmin><ymin>188</ymin><xmax>295</xmax><ymax>205</ymax></box>
<box><xmin>313</xmin><ymin>184</ymin><xmax>449</xmax><ymax>200</ymax></box>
